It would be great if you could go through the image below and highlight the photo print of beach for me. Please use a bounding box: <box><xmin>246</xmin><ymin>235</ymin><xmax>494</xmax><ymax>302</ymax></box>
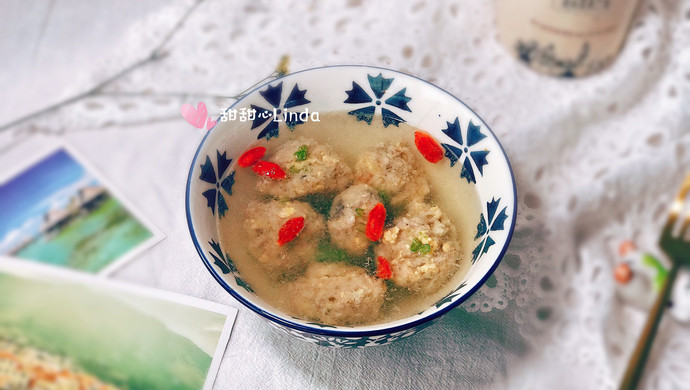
<box><xmin>0</xmin><ymin>145</ymin><xmax>163</xmax><ymax>274</ymax></box>
<box><xmin>0</xmin><ymin>259</ymin><xmax>236</xmax><ymax>390</ymax></box>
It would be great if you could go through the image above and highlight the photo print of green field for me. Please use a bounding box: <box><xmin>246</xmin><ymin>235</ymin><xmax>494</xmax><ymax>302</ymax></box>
<box><xmin>0</xmin><ymin>260</ymin><xmax>236</xmax><ymax>390</ymax></box>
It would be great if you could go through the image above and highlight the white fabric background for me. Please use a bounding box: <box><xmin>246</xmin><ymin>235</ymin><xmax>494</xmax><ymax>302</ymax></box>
<box><xmin>1</xmin><ymin>0</ymin><xmax>689</xmax><ymax>389</ymax></box>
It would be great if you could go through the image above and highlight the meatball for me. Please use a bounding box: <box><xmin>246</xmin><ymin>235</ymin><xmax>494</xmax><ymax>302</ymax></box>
<box><xmin>256</xmin><ymin>138</ymin><xmax>353</xmax><ymax>198</ymax></box>
<box><xmin>244</xmin><ymin>200</ymin><xmax>325</xmax><ymax>275</ymax></box>
<box><xmin>287</xmin><ymin>262</ymin><xmax>387</xmax><ymax>326</ymax></box>
<box><xmin>375</xmin><ymin>201</ymin><xmax>461</xmax><ymax>293</ymax></box>
<box><xmin>354</xmin><ymin>142</ymin><xmax>430</xmax><ymax>207</ymax></box>
<box><xmin>327</xmin><ymin>184</ymin><xmax>381</xmax><ymax>256</ymax></box>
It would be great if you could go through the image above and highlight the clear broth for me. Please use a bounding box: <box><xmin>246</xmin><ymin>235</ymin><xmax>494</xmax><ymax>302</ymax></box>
<box><xmin>217</xmin><ymin>112</ymin><xmax>482</xmax><ymax>325</ymax></box>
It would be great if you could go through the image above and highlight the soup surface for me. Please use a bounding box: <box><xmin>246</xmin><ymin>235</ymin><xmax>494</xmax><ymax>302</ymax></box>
<box><xmin>217</xmin><ymin>112</ymin><xmax>482</xmax><ymax>326</ymax></box>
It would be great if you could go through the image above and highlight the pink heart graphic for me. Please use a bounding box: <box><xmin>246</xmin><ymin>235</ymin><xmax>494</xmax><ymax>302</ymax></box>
<box><xmin>180</xmin><ymin>102</ymin><xmax>208</xmax><ymax>129</ymax></box>
<box><xmin>206</xmin><ymin>117</ymin><xmax>218</xmax><ymax>130</ymax></box>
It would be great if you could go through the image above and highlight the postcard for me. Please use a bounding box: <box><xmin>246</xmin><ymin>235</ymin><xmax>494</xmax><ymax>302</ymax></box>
<box><xmin>0</xmin><ymin>259</ymin><xmax>237</xmax><ymax>390</ymax></box>
<box><xmin>0</xmin><ymin>143</ymin><xmax>164</xmax><ymax>275</ymax></box>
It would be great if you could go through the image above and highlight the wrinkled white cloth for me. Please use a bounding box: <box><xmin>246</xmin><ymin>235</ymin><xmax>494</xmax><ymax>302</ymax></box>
<box><xmin>1</xmin><ymin>0</ymin><xmax>690</xmax><ymax>389</ymax></box>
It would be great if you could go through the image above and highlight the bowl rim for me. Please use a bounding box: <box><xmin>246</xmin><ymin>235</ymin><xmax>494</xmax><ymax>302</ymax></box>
<box><xmin>185</xmin><ymin>65</ymin><xmax>518</xmax><ymax>337</ymax></box>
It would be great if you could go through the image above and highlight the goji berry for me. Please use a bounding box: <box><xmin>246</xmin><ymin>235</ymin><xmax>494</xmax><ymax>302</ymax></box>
<box><xmin>252</xmin><ymin>161</ymin><xmax>286</xmax><ymax>180</ymax></box>
<box><xmin>414</xmin><ymin>131</ymin><xmax>443</xmax><ymax>163</ymax></box>
<box><xmin>376</xmin><ymin>256</ymin><xmax>392</xmax><ymax>279</ymax></box>
<box><xmin>238</xmin><ymin>146</ymin><xmax>266</xmax><ymax>167</ymax></box>
<box><xmin>277</xmin><ymin>217</ymin><xmax>305</xmax><ymax>246</ymax></box>
<box><xmin>365</xmin><ymin>203</ymin><xmax>386</xmax><ymax>242</ymax></box>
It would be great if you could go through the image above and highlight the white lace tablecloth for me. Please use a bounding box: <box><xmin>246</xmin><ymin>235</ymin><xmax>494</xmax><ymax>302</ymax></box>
<box><xmin>2</xmin><ymin>0</ymin><xmax>690</xmax><ymax>388</ymax></box>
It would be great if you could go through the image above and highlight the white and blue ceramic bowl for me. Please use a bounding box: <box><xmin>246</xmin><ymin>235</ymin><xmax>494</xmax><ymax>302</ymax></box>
<box><xmin>186</xmin><ymin>66</ymin><xmax>517</xmax><ymax>348</ymax></box>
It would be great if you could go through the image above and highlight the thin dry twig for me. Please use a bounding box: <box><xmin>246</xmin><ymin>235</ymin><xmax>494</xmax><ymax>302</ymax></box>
<box><xmin>0</xmin><ymin>0</ymin><xmax>207</xmax><ymax>133</ymax></box>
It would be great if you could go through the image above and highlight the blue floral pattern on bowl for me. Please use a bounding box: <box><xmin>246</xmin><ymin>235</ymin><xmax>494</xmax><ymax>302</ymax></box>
<box><xmin>473</xmin><ymin>198</ymin><xmax>510</xmax><ymax>263</ymax></box>
<box><xmin>250</xmin><ymin>81</ymin><xmax>310</xmax><ymax>140</ymax></box>
<box><xmin>186</xmin><ymin>66</ymin><xmax>517</xmax><ymax>348</ymax></box>
<box><xmin>268</xmin><ymin>317</ymin><xmax>437</xmax><ymax>348</ymax></box>
<box><xmin>199</xmin><ymin>151</ymin><xmax>235</xmax><ymax>218</ymax></box>
<box><xmin>440</xmin><ymin>117</ymin><xmax>490</xmax><ymax>184</ymax></box>
<box><xmin>207</xmin><ymin>239</ymin><xmax>253</xmax><ymax>294</ymax></box>
<box><xmin>344</xmin><ymin>73</ymin><xmax>412</xmax><ymax>127</ymax></box>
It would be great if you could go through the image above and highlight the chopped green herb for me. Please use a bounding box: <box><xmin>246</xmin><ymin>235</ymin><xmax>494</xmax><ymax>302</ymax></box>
<box><xmin>377</xmin><ymin>190</ymin><xmax>390</xmax><ymax>203</ymax></box>
<box><xmin>381</xmin><ymin>281</ymin><xmax>413</xmax><ymax>312</ymax></box>
<box><xmin>410</xmin><ymin>238</ymin><xmax>421</xmax><ymax>252</ymax></box>
<box><xmin>288</xmin><ymin>165</ymin><xmax>300</xmax><ymax>174</ymax></box>
<box><xmin>375</xmin><ymin>189</ymin><xmax>402</xmax><ymax>227</ymax></box>
<box><xmin>355</xmin><ymin>208</ymin><xmax>365</xmax><ymax>217</ymax></box>
<box><xmin>294</xmin><ymin>145</ymin><xmax>309</xmax><ymax>161</ymax></box>
<box><xmin>356</xmin><ymin>247</ymin><xmax>379</xmax><ymax>275</ymax></box>
<box><xmin>316</xmin><ymin>241</ymin><xmax>350</xmax><ymax>263</ymax></box>
<box><xmin>300</xmin><ymin>193</ymin><xmax>334</xmax><ymax>217</ymax></box>
<box><xmin>384</xmin><ymin>279</ymin><xmax>398</xmax><ymax>290</ymax></box>
<box><xmin>419</xmin><ymin>243</ymin><xmax>431</xmax><ymax>254</ymax></box>
<box><xmin>279</xmin><ymin>272</ymin><xmax>299</xmax><ymax>282</ymax></box>
<box><xmin>410</xmin><ymin>238</ymin><xmax>431</xmax><ymax>254</ymax></box>
<box><xmin>317</xmin><ymin>245</ymin><xmax>379</xmax><ymax>275</ymax></box>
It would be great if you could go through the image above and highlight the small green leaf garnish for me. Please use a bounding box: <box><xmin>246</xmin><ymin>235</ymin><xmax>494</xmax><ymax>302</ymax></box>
<box><xmin>410</xmin><ymin>238</ymin><xmax>431</xmax><ymax>254</ymax></box>
<box><xmin>410</xmin><ymin>238</ymin><xmax>421</xmax><ymax>252</ymax></box>
<box><xmin>355</xmin><ymin>208</ymin><xmax>365</xmax><ymax>217</ymax></box>
<box><xmin>294</xmin><ymin>145</ymin><xmax>309</xmax><ymax>161</ymax></box>
<box><xmin>289</xmin><ymin>165</ymin><xmax>300</xmax><ymax>173</ymax></box>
